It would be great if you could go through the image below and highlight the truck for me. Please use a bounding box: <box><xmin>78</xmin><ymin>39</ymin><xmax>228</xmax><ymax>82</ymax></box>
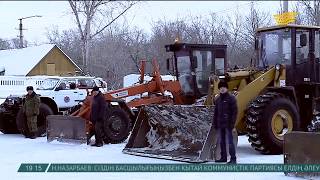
<box><xmin>0</xmin><ymin>76</ymin><xmax>107</xmax><ymax>136</ymax></box>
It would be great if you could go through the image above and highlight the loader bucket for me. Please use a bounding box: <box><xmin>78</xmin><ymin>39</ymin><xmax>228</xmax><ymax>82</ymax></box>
<box><xmin>123</xmin><ymin>105</ymin><xmax>219</xmax><ymax>163</ymax></box>
<box><xmin>47</xmin><ymin>115</ymin><xmax>87</xmax><ymax>144</ymax></box>
<box><xmin>284</xmin><ymin>131</ymin><xmax>320</xmax><ymax>177</ymax></box>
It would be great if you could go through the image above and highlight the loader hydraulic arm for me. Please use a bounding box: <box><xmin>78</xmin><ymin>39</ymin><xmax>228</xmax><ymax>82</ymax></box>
<box><xmin>105</xmin><ymin>59</ymin><xmax>185</xmax><ymax>108</ymax></box>
<box><xmin>105</xmin><ymin>78</ymin><xmax>184</xmax><ymax>108</ymax></box>
<box><xmin>235</xmin><ymin>67</ymin><xmax>278</xmax><ymax>132</ymax></box>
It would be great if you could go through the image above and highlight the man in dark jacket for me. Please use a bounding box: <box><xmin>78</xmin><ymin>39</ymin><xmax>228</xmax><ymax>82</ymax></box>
<box><xmin>90</xmin><ymin>86</ymin><xmax>107</xmax><ymax>147</ymax></box>
<box><xmin>23</xmin><ymin>86</ymin><xmax>40</xmax><ymax>139</ymax></box>
<box><xmin>213</xmin><ymin>81</ymin><xmax>238</xmax><ymax>164</ymax></box>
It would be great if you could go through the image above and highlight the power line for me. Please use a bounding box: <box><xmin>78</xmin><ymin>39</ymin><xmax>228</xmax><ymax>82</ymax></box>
<box><xmin>211</xmin><ymin>1</ymin><xmax>262</xmax><ymax>15</ymax></box>
<box><xmin>181</xmin><ymin>1</ymin><xmax>264</xmax><ymax>23</ymax></box>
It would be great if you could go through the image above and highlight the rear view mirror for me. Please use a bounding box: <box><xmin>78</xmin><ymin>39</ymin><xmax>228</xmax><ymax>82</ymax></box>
<box><xmin>193</xmin><ymin>56</ymin><xmax>198</xmax><ymax>68</ymax></box>
<box><xmin>254</xmin><ymin>38</ymin><xmax>259</xmax><ymax>50</ymax></box>
<box><xmin>166</xmin><ymin>58</ymin><xmax>170</xmax><ymax>71</ymax></box>
<box><xmin>300</xmin><ymin>34</ymin><xmax>307</xmax><ymax>47</ymax></box>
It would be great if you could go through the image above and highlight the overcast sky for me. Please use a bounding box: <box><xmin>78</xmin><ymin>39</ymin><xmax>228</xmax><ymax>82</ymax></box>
<box><xmin>0</xmin><ymin>1</ymin><xmax>297</xmax><ymax>45</ymax></box>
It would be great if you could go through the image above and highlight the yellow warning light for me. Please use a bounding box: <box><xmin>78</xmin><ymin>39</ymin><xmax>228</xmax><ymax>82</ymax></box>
<box><xmin>273</xmin><ymin>12</ymin><xmax>298</xmax><ymax>25</ymax></box>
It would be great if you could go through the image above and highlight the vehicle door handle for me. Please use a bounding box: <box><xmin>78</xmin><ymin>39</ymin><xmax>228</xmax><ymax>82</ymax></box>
<box><xmin>74</xmin><ymin>92</ymin><xmax>78</xmax><ymax>93</ymax></box>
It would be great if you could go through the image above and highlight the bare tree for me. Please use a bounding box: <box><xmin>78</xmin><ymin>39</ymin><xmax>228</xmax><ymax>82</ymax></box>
<box><xmin>0</xmin><ymin>38</ymin><xmax>28</xmax><ymax>50</ymax></box>
<box><xmin>222</xmin><ymin>11</ymin><xmax>244</xmax><ymax>66</ymax></box>
<box><xmin>239</xmin><ymin>2</ymin><xmax>272</xmax><ymax>64</ymax></box>
<box><xmin>242</xmin><ymin>2</ymin><xmax>272</xmax><ymax>46</ymax></box>
<box><xmin>43</xmin><ymin>3</ymin><xmax>279</xmax><ymax>88</ymax></box>
<box><xmin>298</xmin><ymin>0</ymin><xmax>320</xmax><ymax>26</ymax></box>
<box><xmin>0</xmin><ymin>38</ymin><xmax>11</xmax><ymax>50</ymax></box>
<box><xmin>68</xmin><ymin>0</ymin><xmax>138</xmax><ymax>73</ymax></box>
<box><xmin>46</xmin><ymin>27</ymin><xmax>83</xmax><ymax>66</ymax></box>
<box><xmin>11</xmin><ymin>38</ymin><xmax>27</xmax><ymax>49</ymax></box>
<box><xmin>123</xmin><ymin>28</ymin><xmax>149</xmax><ymax>72</ymax></box>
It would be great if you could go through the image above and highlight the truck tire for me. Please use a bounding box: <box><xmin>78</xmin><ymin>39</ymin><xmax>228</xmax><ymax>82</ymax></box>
<box><xmin>103</xmin><ymin>107</ymin><xmax>130</xmax><ymax>144</ymax></box>
<box><xmin>0</xmin><ymin>113</ymin><xmax>19</xmax><ymax>134</ymax></box>
<box><xmin>246</xmin><ymin>92</ymin><xmax>300</xmax><ymax>154</ymax></box>
<box><xmin>16</xmin><ymin>103</ymin><xmax>54</xmax><ymax>137</ymax></box>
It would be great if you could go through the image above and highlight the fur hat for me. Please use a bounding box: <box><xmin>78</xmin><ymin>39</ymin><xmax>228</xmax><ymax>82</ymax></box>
<box><xmin>218</xmin><ymin>81</ymin><xmax>228</xmax><ymax>89</ymax></box>
<box><xmin>26</xmin><ymin>86</ymin><xmax>34</xmax><ymax>91</ymax></box>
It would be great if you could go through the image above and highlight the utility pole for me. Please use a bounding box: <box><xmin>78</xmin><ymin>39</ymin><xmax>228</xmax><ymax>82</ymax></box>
<box><xmin>283</xmin><ymin>0</ymin><xmax>288</xmax><ymax>13</ymax></box>
<box><xmin>17</xmin><ymin>15</ymin><xmax>42</xmax><ymax>48</ymax></box>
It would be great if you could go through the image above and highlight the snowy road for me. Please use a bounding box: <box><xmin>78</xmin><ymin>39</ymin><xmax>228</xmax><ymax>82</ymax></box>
<box><xmin>0</xmin><ymin>133</ymin><xmax>301</xmax><ymax>180</ymax></box>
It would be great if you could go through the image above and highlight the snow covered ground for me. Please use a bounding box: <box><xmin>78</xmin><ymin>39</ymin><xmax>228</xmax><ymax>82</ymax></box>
<box><xmin>0</xmin><ymin>133</ymin><xmax>303</xmax><ymax>180</ymax></box>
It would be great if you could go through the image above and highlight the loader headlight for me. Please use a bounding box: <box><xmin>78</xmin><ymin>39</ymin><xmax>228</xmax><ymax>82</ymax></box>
<box><xmin>275</xmin><ymin>64</ymin><xmax>281</xmax><ymax>70</ymax></box>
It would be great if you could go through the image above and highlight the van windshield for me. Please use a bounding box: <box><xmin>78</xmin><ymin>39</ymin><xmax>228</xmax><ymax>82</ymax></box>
<box><xmin>37</xmin><ymin>78</ymin><xmax>60</xmax><ymax>90</ymax></box>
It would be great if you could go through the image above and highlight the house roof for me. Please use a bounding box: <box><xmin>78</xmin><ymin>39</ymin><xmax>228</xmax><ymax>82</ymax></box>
<box><xmin>0</xmin><ymin>44</ymin><xmax>82</xmax><ymax>76</ymax></box>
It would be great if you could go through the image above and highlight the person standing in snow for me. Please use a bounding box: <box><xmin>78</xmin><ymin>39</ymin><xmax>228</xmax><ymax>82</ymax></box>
<box><xmin>90</xmin><ymin>86</ymin><xmax>107</xmax><ymax>147</ymax></box>
<box><xmin>213</xmin><ymin>81</ymin><xmax>238</xmax><ymax>164</ymax></box>
<box><xmin>22</xmin><ymin>86</ymin><xmax>40</xmax><ymax>139</ymax></box>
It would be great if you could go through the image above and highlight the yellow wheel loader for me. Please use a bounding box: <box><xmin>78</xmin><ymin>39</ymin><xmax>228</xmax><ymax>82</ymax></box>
<box><xmin>124</xmin><ymin>25</ymin><xmax>320</xmax><ymax>163</ymax></box>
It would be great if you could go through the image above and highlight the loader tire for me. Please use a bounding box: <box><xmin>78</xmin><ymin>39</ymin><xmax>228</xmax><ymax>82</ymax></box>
<box><xmin>16</xmin><ymin>103</ymin><xmax>54</xmax><ymax>137</ymax></box>
<box><xmin>104</xmin><ymin>107</ymin><xmax>130</xmax><ymax>144</ymax></box>
<box><xmin>246</xmin><ymin>92</ymin><xmax>300</xmax><ymax>154</ymax></box>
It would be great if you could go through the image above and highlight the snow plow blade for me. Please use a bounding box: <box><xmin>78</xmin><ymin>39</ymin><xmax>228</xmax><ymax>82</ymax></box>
<box><xmin>284</xmin><ymin>131</ymin><xmax>320</xmax><ymax>177</ymax></box>
<box><xmin>47</xmin><ymin>115</ymin><xmax>87</xmax><ymax>144</ymax></box>
<box><xmin>123</xmin><ymin>105</ymin><xmax>217</xmax><ymax>163</ymax></box>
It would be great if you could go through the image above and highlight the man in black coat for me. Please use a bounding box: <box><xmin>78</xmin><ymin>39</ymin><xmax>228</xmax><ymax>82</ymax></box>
<box><xmin>90</xmin><ymin>86</ymin><xmax>107</xmax><ymax>147</ymax></box>
<box><xmin>213</xmin><ymin>81</ymin><xmax>238</xmax><ymax>164</ymax></box>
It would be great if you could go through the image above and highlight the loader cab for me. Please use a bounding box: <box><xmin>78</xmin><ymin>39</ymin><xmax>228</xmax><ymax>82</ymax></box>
<box><xmin>256</xmin><ymin>25</ymin><xmax>320</xmax><ymax>85</ymax></box>
<box><xmin>165</xmin><ymin>43</ymin><xmax>227</xmax><ymax>97</ymax></box>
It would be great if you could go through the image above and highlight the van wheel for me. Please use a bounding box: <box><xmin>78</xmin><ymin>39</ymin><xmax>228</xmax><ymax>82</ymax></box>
<box><xmin>16</xmin><ymin>103</ymin><xmax>54</xmax><ymax>137</ymax></box>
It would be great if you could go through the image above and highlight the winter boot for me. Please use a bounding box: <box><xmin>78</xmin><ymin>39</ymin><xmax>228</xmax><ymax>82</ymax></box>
<box><xmin>91</xmin><ymin>143</ymin><xmax>103</xmax><ymax>147</ymax></box>
<box><xmin>215</xmin><ymin>158</ymin><xmax>227</xmax><ymax>163</ymax></box>
<box><xmin>29</xmin><ymin>132</ymin><xmax>37</xmax><ymax>139</ymax></box>
<box><xmin>227</xmin><ymin>158</ymin><xmax>237</xmax><ymax>164</ymax></box>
